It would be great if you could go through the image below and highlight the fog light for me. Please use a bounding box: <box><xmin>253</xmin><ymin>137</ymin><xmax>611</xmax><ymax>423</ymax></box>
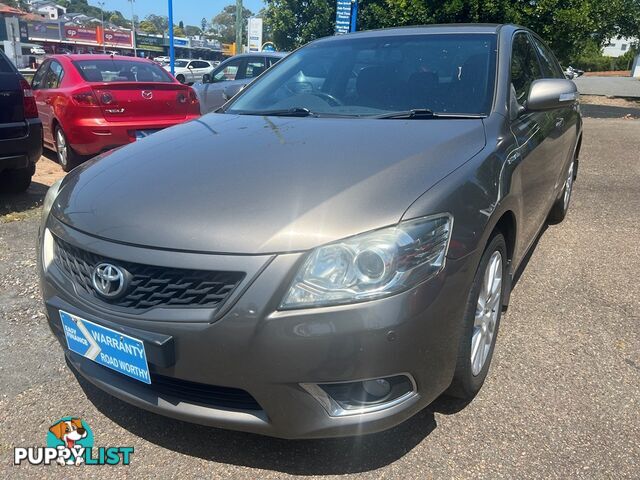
<box><xmin>300</xmin><ymin>374</ymin><xmax>416</xmax><ymax>416</ymax></box>
<box><xmin>362</xmin><ymin>378</ymin><xmax>391</xmax><ymax>398</ymax></box>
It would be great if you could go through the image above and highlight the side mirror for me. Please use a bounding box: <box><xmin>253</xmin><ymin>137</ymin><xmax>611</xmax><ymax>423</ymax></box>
<box><xmin>202</xmin><ymin>73</ymin><xmax>211</xmax><ymax>83</ymax></box>
<box><xmin>187</xmin><ymin>64</ymin><xmax>194</xmax><ymax>69</ymax></box>
<box><xmin>526</xmin><ymin>78</ymin><xmax>578</xmax><ymax>111</ymax></box>
<box><xmin>222</xmin><ymin>83</ymin><xmax>246</xmax><ymax>101</ymax></box>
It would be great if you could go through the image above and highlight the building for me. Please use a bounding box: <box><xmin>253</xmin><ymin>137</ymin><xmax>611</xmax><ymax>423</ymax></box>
<box><xmin>28</xmin><ymin>1</ymin><xmax>66</xmax><ymax>20</ymax></box>
<box><xmin>602</xmin><ymin>37</ymin><xmax>638</xmax><ymax>58</ymax></box>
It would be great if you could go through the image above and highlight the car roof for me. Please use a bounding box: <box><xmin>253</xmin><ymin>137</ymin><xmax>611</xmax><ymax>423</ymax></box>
<box><xmin>227</xmin><ymin>52</ymin><xmax>287</xmax><ymax>59</ymax></box>
<box><xmin>314</xmin><ymin>23</ymin><xmax>515</xmax><ymax>43</ymax></box>
<box><xmin>48</xmin><ymin>54</ymin><xmax>154</xmax><ymax>63</ymax></box>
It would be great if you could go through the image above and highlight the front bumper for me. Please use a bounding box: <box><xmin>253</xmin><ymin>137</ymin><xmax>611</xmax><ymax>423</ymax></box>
<box><xmin>40</xmin><ymin>216</ymin><xmax>477</xmax><ymax>439</ymax></box>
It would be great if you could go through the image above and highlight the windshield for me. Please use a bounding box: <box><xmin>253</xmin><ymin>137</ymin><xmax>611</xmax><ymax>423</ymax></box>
<box><xmin>226</xmin><ymin>34</ymin><xmax>497</xmax><ymax>117</ymax></box>
<box><xmin>174</xmin><ymin>60</ymin><xmax>189</xmax><ymax>68</ymax></box>
<box><xmin>74</xmin><ymin>59</ymin><xmax>175</xmax><ymax>83</ymax></box>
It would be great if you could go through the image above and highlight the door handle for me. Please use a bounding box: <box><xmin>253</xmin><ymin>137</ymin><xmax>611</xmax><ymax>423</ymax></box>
<box><xmin>555</xmin><ymin>118</ymin><xmax>565</xmax><ymax>129</ymax></box>
<box><xmin>44</xmin><ymin>98</ymin><xmax>53</xmax><ymax>105</ymax></box>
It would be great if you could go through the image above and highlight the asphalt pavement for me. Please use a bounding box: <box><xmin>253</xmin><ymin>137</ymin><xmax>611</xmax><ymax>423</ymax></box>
<box><xmin>573</xmin><ymin>76</ymin><xmax>640</xmax><ymax>98</ymax></box>
<box><xmin>1</xmin><ymin>117</ymin><xmax>639</xmax><ymax>479</ymax></box>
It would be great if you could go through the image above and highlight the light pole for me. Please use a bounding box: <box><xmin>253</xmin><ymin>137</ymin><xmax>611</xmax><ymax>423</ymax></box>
<box><xmin>168</xmin><ymin>0</ymin><xmax>175</xmax><ymax>74</ymax></box>
<box><xmin>128</xmin><ymin>0</ymin><xmax>137</xmax><ymax>57</ymax></box>
<box><xmin>98</xmin><ymin>1</ymin><xmax>106</xmax><ymax>53</ymax></box>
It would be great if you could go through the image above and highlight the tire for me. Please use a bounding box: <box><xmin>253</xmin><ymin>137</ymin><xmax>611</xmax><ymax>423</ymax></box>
<box><xmin>1</xmin><ymin>165</ymin><xmax>35</xmax><ymax>193</ymax></box>
<box><xmin>548</xmin><ymin>159</ymin><xmax>575</xmax><ymax>223</ymax></box>
<box><xmin>55</xmin><ymin>126</ymin><xmax>81</xmax><ymax>172</ymax></box>
<box><xmin>447</xmin><ymin>233</ymin><xmax>507</xmax><ymax>400</ymax></box>
<box><xmin>176</xmin><ymin>74</ymin><xmax>185</xmax><ymax>84</ymax></box>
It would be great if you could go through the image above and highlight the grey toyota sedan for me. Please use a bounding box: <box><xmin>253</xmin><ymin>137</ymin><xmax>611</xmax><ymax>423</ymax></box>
<box><xmin>39</xmin><ymin>24</ymin><xmax>581</xmax><ymax>439</ymax></box>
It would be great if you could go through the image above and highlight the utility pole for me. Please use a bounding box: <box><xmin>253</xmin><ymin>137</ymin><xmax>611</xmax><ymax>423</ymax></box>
<box><xmin>235</xmin><ymin>0</ymin><xmax>242</xmax><ymax>54</ymax></box>
<box><xmin>98</xmin><ymin>1</ymin><xmax>106</xmax><ymax>53</ymax></box>
<box><xmin>128</xmin><ymin>0</ymin><xmax>137</xmax><ymax>57</ymax></box>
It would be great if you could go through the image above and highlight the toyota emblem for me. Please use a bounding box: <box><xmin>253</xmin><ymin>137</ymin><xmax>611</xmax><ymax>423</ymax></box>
<box><xmin>92</xmin><ymin>263</ymin><xmax>127</xmax><ymax>299</ymax></box>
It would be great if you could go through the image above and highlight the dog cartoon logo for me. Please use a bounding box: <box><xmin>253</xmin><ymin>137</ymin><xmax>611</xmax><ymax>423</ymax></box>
<box><xmin>49</xmin><ymin>418</ymin><xmax>88</xmax><ymax>449</ymax></box>
<box><xmin>46</xmin><ymin>417</ymin><xmax>93</xmax><ymax>465</ymax></box>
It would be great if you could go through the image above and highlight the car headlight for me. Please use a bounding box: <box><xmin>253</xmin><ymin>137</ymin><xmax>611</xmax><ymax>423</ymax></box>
<box><xmin>42</xmin><ymin>178</ymin><xmax>63</xmax><ymax>223</ymax></box>
<box><xmin>280</xmin><ymin>214</ymin><xmax>453</xmax><ymax>309</ymax></box>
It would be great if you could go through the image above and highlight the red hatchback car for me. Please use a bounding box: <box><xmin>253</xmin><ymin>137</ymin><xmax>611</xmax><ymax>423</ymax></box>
<box><xmin>32</xmin><ymin>55</ymin><xmax>200</xmax><ymax>171</ymax></box>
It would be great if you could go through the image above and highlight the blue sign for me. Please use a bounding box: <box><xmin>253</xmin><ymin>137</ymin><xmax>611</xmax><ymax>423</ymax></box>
<box><xmin>173</xmin><ymin>38</ymin><xmax>188</xmax><ymax>47</ymax></box>
<box><xmin>60</xmin><ymin>310</ymin><xmax>151</xmax><ymax>384</ymax></box>
<box><xmin>335</xmin><ymin>0</ymin><xmax>352</xmax><ymax>35</ymax></box>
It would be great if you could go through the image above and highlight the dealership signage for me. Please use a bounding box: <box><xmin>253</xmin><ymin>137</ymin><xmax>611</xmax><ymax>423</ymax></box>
<box><xmin>103</xmin><ymin>29</ymin><xmax>132</xmax><ymax>48</ymax></box>
<box><xmin>25</xmin><ymin>21</ymin><xmax>61</xmax><ymax>41</ymax></box>
<box><xmin>135</xmin><ymin>33</ymin><xmax>164</xmax><ymax>52</ymax></box>
<box><xmin>64</xmin><ymin>26</ymin><xmax>99</xmax><ymax>44</ymax></box>
<box><xmin>247</xmin><ymin>17</ymin><xmax>263</xmax><ymax>52</ymax></box>
<box><xmin>173</xmin><ymin>37</ymin><xmax>188</xmax><ymax>47</ymax></box>
<box><xmin>335</xmin><ymin>0</ymin><xmax>352</xmax><ymax>35</ymax></box>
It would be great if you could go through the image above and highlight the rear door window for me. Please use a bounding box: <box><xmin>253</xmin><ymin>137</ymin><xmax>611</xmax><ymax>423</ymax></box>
<box><xmin>191</xmin><ymin>60</ymin><xmax>210</xmax><ymax>69</ymax></box>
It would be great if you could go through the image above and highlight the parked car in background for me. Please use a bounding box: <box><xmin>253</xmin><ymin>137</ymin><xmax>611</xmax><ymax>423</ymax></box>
<box><xmin>0</xmin><ymin>49</ymin><xmax>42</xmax><ymax>193</ymax></box>
<box><xmin>30</xmin><ymin>46</ymin><xmax>46</xmax><ymax>56</ymax></box>
<box><xmin>192</xmin><ymin>52</ymin><xmax>287</xmax><ymax>114</ymax></box>
<box><xmin>153</xmin><ymin>56</ymin><xmax>170</xmax><ymax>64</ymax></box>
<box><xmin>39</xmin><ymin>25</ymin><xmax>582</xmax><ymax>438</ymax></box>
<box><xmin>31</xmin><ymin>54</ymin><xmax>200</xmax><ymax>171</ymax></box>
<box><xmin>164</xmin><ymin>59</ymin><xmax>214</xmax><ymax>84</ymax></box>
<box><xmin>563</xmin><ymin>65</ymin><xmax>584</xmax><ymax>79</ymax></box>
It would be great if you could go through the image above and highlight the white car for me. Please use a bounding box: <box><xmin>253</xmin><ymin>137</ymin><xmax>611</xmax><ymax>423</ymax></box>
<box><xmin>30</xmin><ymin>46</ymin><xmax>46</xmax><ymax>56</ymax></box>
<box><xmin>163</xmin><ymin>59</ymin><xmax>214</xmax><ymax>84</ymax></box>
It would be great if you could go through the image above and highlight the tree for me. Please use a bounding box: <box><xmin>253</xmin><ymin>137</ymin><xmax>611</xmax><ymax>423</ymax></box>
<box><xmin>264</xmin><ymin>0</ymin><xmax>334</xmax><ymax>51</ymax></box>
<box><xmin>5</xmin><ymin>0</ymin><xmax>29</xmax><ymax>10</ymax></box>
<box><xmin>142</xmin><ymin>14</ymin><xmax>169</xmax><ymax>35</ymax></box>
<box><xmin>211</xmin><ymin>4</ymin><xmax>254</xmax><ymax>44</ymax></box>
<box><xmin>185</xmin><ymin>25</ymin><xmax>203</xmax><ymax>37</ymax></box>
<box><xmin>264</xmin><ymin>0</ymin><xmax>640</xmax><ymax>63</ymax></box>
<box><xmin>138</xmin><ymin>20</ymin><xmax>159</xmax><ymax>34</ymax></box>
<box><xmin>173</xmin><ymin>25</ymin><xmax>185</xmax><ymax>37</ymax></box>
<box><xmin>201</xmin><ymin>17</ymin><xmax>208</xmax><ymax>32</ymax></box>
<box><xmin>108</xmin><ymin>11</ymin><xmax>129</xmax><ymax>28</ymax></box>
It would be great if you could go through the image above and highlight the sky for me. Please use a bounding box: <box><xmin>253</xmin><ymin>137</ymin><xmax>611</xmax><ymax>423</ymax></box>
<box><xmin>89</xmin><ymin>0</ymin><xmax>266</xmax><ymax>28</ymax></box>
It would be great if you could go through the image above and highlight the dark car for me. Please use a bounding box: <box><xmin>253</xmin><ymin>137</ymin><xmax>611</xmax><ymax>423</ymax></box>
<box><xmin>0</xmin><ymin>50</ymin><xmax>42</xmax><ymax>193</ymax></box>
<box><xmin>191</xmin><ymin>52</ymin><xmax>287</xmax><ymax>113</ymax></box>
<box><xmin>39</xmin><ymin>24</ymin><xmax>581</xmax><ymax>439</ymax></box>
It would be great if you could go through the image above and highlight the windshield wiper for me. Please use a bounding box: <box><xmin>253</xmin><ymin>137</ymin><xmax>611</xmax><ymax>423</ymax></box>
<box><xmin>373</xmin><ymin>109</ymin><xmax>485</xmax><ymax>119</ymax></box>
<box><xmin>239</xmin><ymin>107</ymin><xmax>318</xmax><ymax>117</ymax></box>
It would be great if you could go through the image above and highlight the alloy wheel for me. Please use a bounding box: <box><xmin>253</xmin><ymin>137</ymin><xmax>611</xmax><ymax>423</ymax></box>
<box><xmin>563</xmin><ymin>161</ymin><xmax>575</xmax><ymax>211</ymax></box>
<box><xmin>471</xmin><ymin>250</ymin><xmax>503</xmax><ymax>376</ymax></box>
<box><xmin>56</xmin><ymin>129</ymin><xmax>68</xmax><ymax>168</ymax></box>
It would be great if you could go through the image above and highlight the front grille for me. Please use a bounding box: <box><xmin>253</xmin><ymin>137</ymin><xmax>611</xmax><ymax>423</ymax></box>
<box><xmin>53</xmin><ymin>236</ymin><xmax>245</xmax><ymax>311</ymax></box>
<box><xmin>148</xmin><ymin>374</ymin><xmax>262</xmax><ymax>410</ymax></box>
